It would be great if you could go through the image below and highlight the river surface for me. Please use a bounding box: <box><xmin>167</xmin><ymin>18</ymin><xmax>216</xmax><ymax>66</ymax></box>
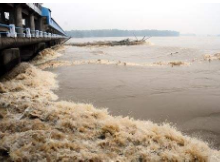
<box><xmin>50</xmin><ymin>37</ymin><xmax>220</xmax><ymax>149</ymax></box>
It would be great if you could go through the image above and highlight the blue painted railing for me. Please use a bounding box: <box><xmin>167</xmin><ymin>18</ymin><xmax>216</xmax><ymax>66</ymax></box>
<box><xmin>0</xmin><ymin>23</ymin><xmax>68</xmax><ymax>38</ymax></box>
<box><xmin>0</xmin><ymin>4</ymin><xmax>67</xmax><ymax>38</ymax></box>
<box><xmin>41</xmin><ymin>7</ymin><xmax>67</xmax><ymax>36</ymax></box>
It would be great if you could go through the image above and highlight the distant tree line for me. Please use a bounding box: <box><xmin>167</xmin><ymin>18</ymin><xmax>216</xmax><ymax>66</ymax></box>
<box><xmin>65</xmin><ymin>29</ymin><xmax>180</xmax><ymax>38</ymax></box>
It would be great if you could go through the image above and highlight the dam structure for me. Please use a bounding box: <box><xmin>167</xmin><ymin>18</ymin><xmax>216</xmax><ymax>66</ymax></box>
<box><xmin>0</xmin><ymin>3</ymin><xmax>69</xmax><ymax>76</ymax></box>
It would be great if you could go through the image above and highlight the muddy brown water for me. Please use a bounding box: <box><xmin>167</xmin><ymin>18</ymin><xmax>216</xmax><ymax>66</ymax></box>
<box><xmin>49</xmin><ymin>37</ymin><xmax>220</xmax><ymax>149</ymax></box>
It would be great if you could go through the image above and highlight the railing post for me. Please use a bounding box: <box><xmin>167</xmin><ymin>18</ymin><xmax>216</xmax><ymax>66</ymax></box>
<box><xmin>39</xmin><ymin>31</ymin><xmax>43</xmax><ymax>37</ymax></box>
<box><xmin>43</xmin><ymin>32</ymin><xmax>47</xmax><ymax>38</ymax></box>
<box><xmin>9</xmin><ymin>24</ymin><xmax>17</xmax><ymax>38</ymax></box>
<box><xmin>31</xmin><ymin>30</ymin><xmax>35</xmax><ymax>37</ymax></box>
<box><xmin>26</xmin><ymin>28</ymin><xmax>31</xmax><ymax>38</ymax></box>
<box><xmin>35</xmin><ymin>30</ymin><xmax>39</xmax><ymax>38</ymax></box>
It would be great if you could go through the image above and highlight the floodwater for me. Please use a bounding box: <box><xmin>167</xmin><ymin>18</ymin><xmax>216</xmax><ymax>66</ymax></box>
<box><xmin>51</xmin><ymin>37</ymin><xmax>220</xmax><ymax>149</ymax></box>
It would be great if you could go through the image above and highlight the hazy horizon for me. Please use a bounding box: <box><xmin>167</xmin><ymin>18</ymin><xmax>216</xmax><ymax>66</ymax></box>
<box><xmin>43</xmin><ymin>2</ymin><xmax>220</xmax><ymax>36</ymax></box>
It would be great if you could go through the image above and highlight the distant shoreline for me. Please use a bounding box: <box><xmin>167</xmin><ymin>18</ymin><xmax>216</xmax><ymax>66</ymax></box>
<box><xmin>65</xmin><ymin>36</ymin><xmax>181</xmax><ymax>38</ymax></box>
<box><xmin>65</xmin><ymin>29</ymin><xmax>179</xmax><ymax>38</ymax></box>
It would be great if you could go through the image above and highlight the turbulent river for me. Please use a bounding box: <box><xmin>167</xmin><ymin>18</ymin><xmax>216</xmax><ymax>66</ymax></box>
<box><xmin>54</xmin><ymin>37</ymin><xmax>220</xmax><ymax>149</ymax></box>
<box><xmin>0</xmin><ymin>36</ymin><xmax>220</xmax><ymax>161</ymax></box>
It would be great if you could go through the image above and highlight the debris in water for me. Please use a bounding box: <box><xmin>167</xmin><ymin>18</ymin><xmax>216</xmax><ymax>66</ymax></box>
<box><xmin>91</xmin><ymin>50</ymin><xmax>105</xmax><ymax>55</ymax></box>
<box><xmin>153</xmin><ymin>61</ymin><xmax>190</xmax><ymax>67</ymax></box>
<box><xmin>169</xmin><ymin>61</ymin><xmax>186</xmax><ymax>67</ymax></box>
<box><xmin>204</xmin><ymin>53</ymin><xmax>220</xmax><ymax>61</ymax></box>
<box><xmin>37</xmin><ymin>60</ymin><xmax>72</xmax><ymax>70</ymax></box>
<box><xmin>170</xmin><ymin>52</ymin><xmax>179</xmax><ymax>55</ymax></box>
<box><xmin>68</xmin><ymin>38</ymin><xmax>151</xmax><ymax>47</ymax></box>
<box><xmin>35</xmin><ymin>58</ymin><xmax>190</xmax><ymax>69</ymax></box>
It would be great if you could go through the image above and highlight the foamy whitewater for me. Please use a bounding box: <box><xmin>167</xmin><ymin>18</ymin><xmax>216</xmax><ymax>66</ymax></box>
<box><xmin>0</xmin><ymin>37</ymin><xmax>220</xmax><ymax>161</ymax></box>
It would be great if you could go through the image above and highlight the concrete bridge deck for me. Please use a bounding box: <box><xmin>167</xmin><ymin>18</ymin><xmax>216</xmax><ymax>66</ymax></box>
<box><xmin>0</xmin><ymin>3</ymin><xmax>69</xmax><ymax>77</ymax></box>
<box><xmin>0</xmin><ymin>37</ymin><xmax>68</xmax><ymax>50</ymax></box>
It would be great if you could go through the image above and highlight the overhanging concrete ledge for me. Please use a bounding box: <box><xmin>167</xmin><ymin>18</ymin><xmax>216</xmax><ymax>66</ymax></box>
<box><xmin>0</xmin><ymin>37</ymin><xmax>69</xmax><ymax>50</ymax></box>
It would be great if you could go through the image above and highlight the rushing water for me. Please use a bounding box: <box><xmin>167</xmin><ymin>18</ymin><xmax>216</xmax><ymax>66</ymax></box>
<box><xmin>51</xmin><ymin>36</ymin><xmax>220</xmax><ymax>149</ymax></box>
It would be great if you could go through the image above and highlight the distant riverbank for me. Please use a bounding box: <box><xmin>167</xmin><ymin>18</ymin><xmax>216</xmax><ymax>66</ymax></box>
<box><xmin>65</xmin><ymin>29</ymin><xmax>179</xmax><ymax>38</ymax></box>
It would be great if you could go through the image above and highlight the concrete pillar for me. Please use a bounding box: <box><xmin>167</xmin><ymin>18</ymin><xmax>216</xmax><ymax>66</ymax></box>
<box><xmin>15</xmin><ymin>5</ymin><xmax>23</xmax><ymax>36</ymax></box>
<box><xmin>29</xmin><ymin>14</ymin><xmax>35</xmax><ymax>31</ymax></box>
<box><xmin>9</xmin><ymin>9</ymin><xmax>15</xmax><ymax>24</ymax></box>
<box><xmin>0</xmin><ymin>48</ymin><xmax>20</xmax><ymax>77</ymax></box>
<box><xmin>36</xmin><ymin>17</ymin><xmax>44</xmax><ymax>31</ymax></box>
<box><xmin>0</xmin><ymin>6</ymin><xmax>4</xmax><ymax>23</ymax></box>
<box><xmin>26</xmin><ymin>14</ymin><xmax>35</xmax><ymax>34</ymax></box>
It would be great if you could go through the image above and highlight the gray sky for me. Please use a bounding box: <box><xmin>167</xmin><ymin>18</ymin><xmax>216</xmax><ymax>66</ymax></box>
<box><xmin>44</xmin><ymin>2</ymin><xmax>220</xmax><ymax>35</ymax></box>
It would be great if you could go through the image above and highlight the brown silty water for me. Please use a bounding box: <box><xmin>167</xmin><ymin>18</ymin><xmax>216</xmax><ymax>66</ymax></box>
<box><xmin>0</xmin><ymin>37</ymin><xmax>220</xmax><ymax>161</ymax></box>
<box><xmin>52</xmin><ymin>37</ymin><xmax>220</xmax><ymax>150</ymax></box>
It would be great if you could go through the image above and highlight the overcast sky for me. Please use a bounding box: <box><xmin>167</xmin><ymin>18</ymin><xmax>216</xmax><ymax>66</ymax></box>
<box><xmin>43</xmin><ymin>2</ymin><xmax>220</xmax><ymax>35</ymax></box>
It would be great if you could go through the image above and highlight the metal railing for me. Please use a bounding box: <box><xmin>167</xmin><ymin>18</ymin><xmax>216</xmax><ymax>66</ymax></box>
<box><xmin>0</xmin><ymin>23</ymin><xmax>68</xmax><ymax>39</ymax></box>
